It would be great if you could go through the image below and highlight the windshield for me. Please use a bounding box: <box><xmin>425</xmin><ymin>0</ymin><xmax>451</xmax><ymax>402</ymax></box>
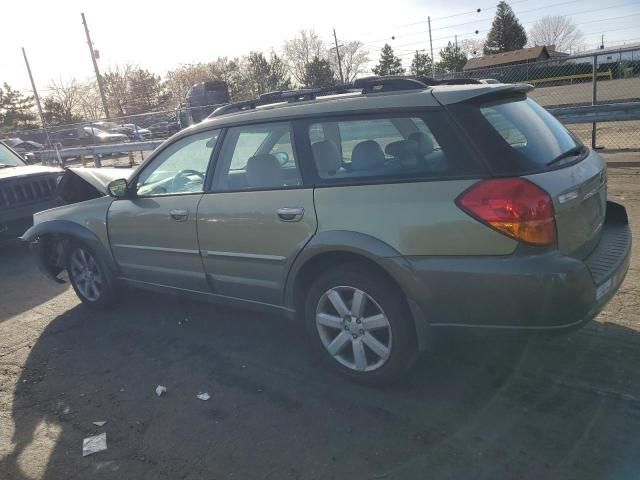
<box><xmin>0</xmin><ymin>143</ymin><xmax>25</xmax><ymax>167</ymax></box>
<box><xmin>448</xmin><ymin>95</ymin><xmax>585</xmax><ymax>175</ymax></box>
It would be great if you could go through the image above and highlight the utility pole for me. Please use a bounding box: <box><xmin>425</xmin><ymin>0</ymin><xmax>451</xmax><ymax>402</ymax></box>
<box><xmin>333</xmin><ymin>28</ymin><xmax>345</xmax><ymax>83</ymax></box>
<box><xmin>455</xmin><ymin>35</ymin><xmax>458</xmax><ymax>50</ymax></box>
<box><xmin>21</xmin><ymin>48</ymin><xmax>46</xmax><ymax>131</ymax></box>
<box><xmin>428</xmin><ymin>16</ymin><xmax>435</xmax><ymax>78</ymax></box>
<box><xmin>21</xmin><ymin>47</ymin><xmax>59</xmax><ymax>165</ymax></box>
<box><xmin>81</xmin><ymin>12</ymin><xmax>110</xmax><ymax>119</ymax></box>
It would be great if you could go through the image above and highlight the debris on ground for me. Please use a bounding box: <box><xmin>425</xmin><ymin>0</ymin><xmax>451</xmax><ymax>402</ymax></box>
<box><xmin>82</xmin><ymin>432</ymin><xmax>107</xmax><ymax>457</ymax></box>
<box><xmin>196</xmin><ymin>392</ymin><xmax>210</xmax><ymax>401</ymax></box>
<box><xmin>156</xmin><ymin>385</ymin><xmax>167</xmax><ymax>397</ymax></box>
<box><xmin>93</xmin><ymin>421</ymin><xmax>107</xmax><ymax>427</ymax></box>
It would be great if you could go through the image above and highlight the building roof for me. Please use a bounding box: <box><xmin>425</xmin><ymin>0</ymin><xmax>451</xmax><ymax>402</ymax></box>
<box><xmin>464</xmin><ymin>45</ymin><xmax>549</xmax><ymax>71</ymax></box>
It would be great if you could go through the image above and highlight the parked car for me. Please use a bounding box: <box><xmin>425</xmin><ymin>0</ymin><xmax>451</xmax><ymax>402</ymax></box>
<box><xmin>51</xmin><ymin>127</ymin><xmax>128</xmax><ymax>147</ymax></box>
<box><xmin>147</xmin><ymin>120</ymin><xmax>181</xmax><ymax>138</ymax></box>
<box><xmin>22</xmin><ymin>77</ymin><xmax>631</xmax><ymax>384</ymax></box>
<box><xmin>0</xmin><ymin>140</ymin><xmax>62</xmax><ymax>241</ymax></box>
<box><xmin>110</xmin><ymin>124</ymin><xmax>153</xmax><ymax>141</ymax></box>
<box><xmin>2</xmin><ymin>138</ymin><xmax>45</xmax><ymax>164</ymax></box>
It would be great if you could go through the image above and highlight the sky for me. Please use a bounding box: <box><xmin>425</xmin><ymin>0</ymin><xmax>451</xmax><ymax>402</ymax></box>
<box><xmin>1</xmin><ymin>0</ymin><xmax>639</xmax><ymax>96</ymax></box>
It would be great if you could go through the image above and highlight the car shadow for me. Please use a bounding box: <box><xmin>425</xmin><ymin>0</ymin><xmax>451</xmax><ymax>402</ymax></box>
<box><xmin>0</xmin><ymin>241</ymin><xmax>68</xmax><ymax>323</ymax></box>
<box><xmin>3</xmin><ymin>290</ymin><xmax>640</xmax><ymax>479</ymax></box>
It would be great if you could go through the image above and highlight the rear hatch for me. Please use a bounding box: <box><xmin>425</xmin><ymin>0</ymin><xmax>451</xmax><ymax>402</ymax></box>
<box><xmin>443</xmin><ymin>90</ymin><xmax>606</xmax><ymax>258</ymax></box>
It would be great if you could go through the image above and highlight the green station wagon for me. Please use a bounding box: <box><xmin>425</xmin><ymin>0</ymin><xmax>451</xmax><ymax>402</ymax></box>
<box><xmin>23</xmin><ymin>77</ymin><xmax>631</xmax><ymax>384</ymax></box>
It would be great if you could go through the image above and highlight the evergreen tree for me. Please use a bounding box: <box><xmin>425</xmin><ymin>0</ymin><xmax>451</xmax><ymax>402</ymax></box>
<box><xmin>245</xmin><ymin>52</ymin><xmax>291</xmax><ymax>96</ymax></box>
<box><xmin>436</xmin><ymin>42</ymin><xmax>468</xmax><ymax>73</ymax></box>
<box><xmin>302</xmin><ymin>56</ymin><xmax>336</xmax><ymax>88</ymax></box>
<box><xmin>410</xmin><ymin>51</ymin><xmax>433</xmax><ymax>76</ymax></box>
<box><xmin>0</xmin><ymin>83</ymin><xmax>37</xmax><ymax>129</ymax></box>
<box><xmin>484</xmin><ymin>1</ymin><xmax>527</xmax><ymax>54</ymax></box>
<box><xmin>372</xmin><ymin>44</ymin><xmax>405</xmax><ymax>76</ymax></box>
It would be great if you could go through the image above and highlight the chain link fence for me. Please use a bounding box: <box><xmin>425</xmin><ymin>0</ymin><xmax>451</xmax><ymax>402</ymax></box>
<box><xmin>3</xmin><ymin>46</ymin><xmax>639</xmax><ymax>168</ymax></box>
<box><xmin>435</xmin><ymin>46</ymin><xmax>640</xmax><ymax>151</ymax></box>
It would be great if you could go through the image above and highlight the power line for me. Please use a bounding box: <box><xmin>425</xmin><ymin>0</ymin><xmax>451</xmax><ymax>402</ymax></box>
<box><xmin>363</xmin><ymin>0</ymin><xmax>638</xmax><ymax>48</ymax></box>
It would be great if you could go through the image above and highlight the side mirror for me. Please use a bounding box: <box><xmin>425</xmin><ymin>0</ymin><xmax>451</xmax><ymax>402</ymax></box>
<box><xmin>273</xmin><ymin>151</ymin><xmax>289</xmax><ymax>166</ymax></box>
<box><xmin>107</xmin><ymin>178</ymin><xmax>129</xmax><ymax>198</ymax></box>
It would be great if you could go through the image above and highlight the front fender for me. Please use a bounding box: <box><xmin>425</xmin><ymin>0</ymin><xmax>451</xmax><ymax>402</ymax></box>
<box><xmin>21</xmin><ymin>220</ymin><xmax>117</xmax><ymax>275</ymax></box>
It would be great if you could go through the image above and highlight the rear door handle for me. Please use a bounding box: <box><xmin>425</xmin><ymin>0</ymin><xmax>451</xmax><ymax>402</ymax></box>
<box><xmin>169</xmin><ymin>209</ymin><xmax>189</xmax><ymax>222</ymax></box>
<box><xmin>277</xmin><ymin>207</ymin><xmax>304</xmax><ymax>222</ymax></box>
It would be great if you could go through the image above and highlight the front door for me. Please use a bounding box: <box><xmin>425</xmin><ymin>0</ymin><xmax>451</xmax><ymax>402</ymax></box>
<box><xmin>108</xmin><ymin>129</ymin><xmax>220</xmax><ymax>292</ymax></box>
<box><xmin>197</xmin><ymin>121</ymin><xmax>316</xmax><ymax>306</ymax></box>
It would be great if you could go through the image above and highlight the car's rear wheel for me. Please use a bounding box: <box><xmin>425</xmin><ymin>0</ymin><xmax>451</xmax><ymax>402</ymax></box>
<box><xmin>305</xmin><ymin>264</ymin><xmax>415</xmax><ymax>385</ymax></box>
<box><xmin>66</xmin><ymin>241</ymin><xmax>117</xmax><ymax>308</ymax></box>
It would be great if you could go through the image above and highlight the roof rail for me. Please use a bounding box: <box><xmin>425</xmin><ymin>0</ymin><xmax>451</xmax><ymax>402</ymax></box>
<box><xmin>209</xmin><ymin>75</ymin><xmax>478</xmax><ymax>119</ymax></box>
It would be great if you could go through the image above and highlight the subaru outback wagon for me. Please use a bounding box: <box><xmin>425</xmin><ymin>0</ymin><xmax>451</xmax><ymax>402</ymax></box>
<box><xmin>23</xmin><ymin>77</ymin><xmax>631</xmax><ymax>384</ymax></box>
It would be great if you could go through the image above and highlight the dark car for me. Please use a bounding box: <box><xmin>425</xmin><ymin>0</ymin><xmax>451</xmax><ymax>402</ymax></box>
<box><xmin>0</xmin><ymin>141</ymin><xmax>62</xmax><ymax>241</ymax></box>
<box><xmin>3</xmin><ymin>138</ymin><xmax>45</xmax><ymax>164</ymax></box>
<box><xmin>51</xmin><ymin>127</ymin><xmax>128</xmax><ymax>147</ymax></box>
<box><xmin>147</xmin><ymin>120</ymin><xmax>181</xmax><ymax>138</ymax></box>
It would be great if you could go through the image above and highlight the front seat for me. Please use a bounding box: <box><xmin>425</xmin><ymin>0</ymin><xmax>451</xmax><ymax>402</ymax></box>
<box><xmin>312</xmin><ymin>140</ymin><xmax>342</xmax><ymax>177</ymax></box>
<box><xmin>246</xmin><ymin>154</ymin><xmax>284</xmax><ymax>188</ymax></box>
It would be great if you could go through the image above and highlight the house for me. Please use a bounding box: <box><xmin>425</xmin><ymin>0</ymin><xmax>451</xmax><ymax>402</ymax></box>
<box><xmin>463</xmin><ymin>45</ymin><xmax>569</xmax><ymax>71</ymax></box>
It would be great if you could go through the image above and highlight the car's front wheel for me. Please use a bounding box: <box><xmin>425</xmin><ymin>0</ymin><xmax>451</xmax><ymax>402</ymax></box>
<box><xmin>305</xmin><ymin>264</ymin><xmax>416</xmax><ymax>385</ymax></box>
<box><xmin>66</xmin><ymin>241</ymin><xmax>117</xmax><ymax>308</ymax></box>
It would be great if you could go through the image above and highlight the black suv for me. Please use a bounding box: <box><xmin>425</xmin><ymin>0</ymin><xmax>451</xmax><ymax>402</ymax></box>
<box><xmin>0</xmin><ymin>141</ymin><xmax>62</xmax><ymax>241</ymax></box>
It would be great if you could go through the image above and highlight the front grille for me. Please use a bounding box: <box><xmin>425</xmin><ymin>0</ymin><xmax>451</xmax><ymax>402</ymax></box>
<box><xmin>0</xmin><ymin>175</ymin><xmax>58</xmax><ymax>209</ymax></box>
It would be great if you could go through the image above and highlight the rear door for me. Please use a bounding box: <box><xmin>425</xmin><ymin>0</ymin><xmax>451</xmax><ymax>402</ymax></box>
<box><xmin>197</xmin><ymin>121</ymin><xmax>317</xmax><ymax>306</ymax></box>
<box><xmin>447</xmin><ymin>95</ymin><xmax>606</xmax><ymax>257</ymax></box>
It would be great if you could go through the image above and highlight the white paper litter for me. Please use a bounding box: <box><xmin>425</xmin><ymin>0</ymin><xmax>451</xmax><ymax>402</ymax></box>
<box><xmin>92</xmin><ymin>421</ymin><xmax>107</xmax><ymax>427</ymax></box>
<box><xmin>83</xmin><ymin>432</ymin><xmax>107</xmax><ymax>457</ymax></box>
<box><xmin>196</xmin><ymin>392</ymin><xmax>210</xmax><ymax>401</ymax></box>
<box><xmin>156</xmin><ymin>385</ymin><xmax>167</xmax><ymax>397</ymax></box>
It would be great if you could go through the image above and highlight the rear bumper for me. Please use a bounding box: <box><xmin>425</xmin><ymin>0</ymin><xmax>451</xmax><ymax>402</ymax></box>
<box><xmin>388</xmin><ymin>201</ymin><xmax>631</xmax><ymax>331</ymax></box>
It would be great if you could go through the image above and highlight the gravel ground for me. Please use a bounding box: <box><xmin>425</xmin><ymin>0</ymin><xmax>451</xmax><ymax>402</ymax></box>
<box><xmin>1</xmin><ymin>153</ymin><xmax>639</xmax><ymax>480</ymax></box>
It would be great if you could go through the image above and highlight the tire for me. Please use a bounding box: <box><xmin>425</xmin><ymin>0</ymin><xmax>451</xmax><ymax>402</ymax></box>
<box><xmin>304</xmin><ymin>263</ymin><xmax>416</xmax><ymax>385</ymax></box>
<box><xmin>66</xmin><ymin>240</ymin><xmax>118</xmax><ymax>309</ymax></box>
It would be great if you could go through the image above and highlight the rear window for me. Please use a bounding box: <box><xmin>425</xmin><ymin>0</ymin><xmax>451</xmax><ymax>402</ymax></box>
<box><xmin>449</xmin><ymin>96</ymin><xmax>585</xmax><ymax>175</ymax></box>
<box><xmin>306</xmin><ymin>111</ymin><xmax>483</xmax><ymax>182</ymax></box>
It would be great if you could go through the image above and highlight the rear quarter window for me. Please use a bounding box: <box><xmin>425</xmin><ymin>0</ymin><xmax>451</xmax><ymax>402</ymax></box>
<box><xmin>448</xmin><ymin>95</ymin><xmax>584</xmax><ymax>175</ymax></box>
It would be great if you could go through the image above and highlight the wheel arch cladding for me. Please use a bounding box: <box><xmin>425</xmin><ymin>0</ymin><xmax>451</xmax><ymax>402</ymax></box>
<box><xmin>22</xmin><ymin>220</ymin><xmax>118</xmax><ymax>275</ymax></box>
<box><xmin>285</xmin><ymin>230</ymin><xmax>430</xmax><ymax>351</ymax></box>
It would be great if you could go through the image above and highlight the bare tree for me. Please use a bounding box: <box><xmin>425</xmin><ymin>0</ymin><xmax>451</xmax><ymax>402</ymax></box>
<box><xmin>529</xmin><ymin>15</ymin><xmax>584</xmax><ymax>53</ymax></box>
<box><xmin>459</xmin><ymin>38</ymin><xmax>485</xmax><ymax>58</ymax></box>
<box><xmin>328</xmin><ymin>41</ymin><xmax>370</xmax><ymax>83</ymax></box>
<box><xmin>78</xmin><ymin>81</ymin><xmax>104</xmax><ymax>120</ymax></box>
<box><xmin>283</xmin><ymin>30</ymin><xmax>326</xmax><ymax>85</ymax></box>
<box><xmin>45</xmin><ymin>78</ymin><xmax>83</xmax><ymax>124</ymax></box>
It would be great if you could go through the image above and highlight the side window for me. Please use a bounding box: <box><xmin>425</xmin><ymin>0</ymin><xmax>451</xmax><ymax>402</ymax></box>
<box><xmin>213</xmin><ymin>122</ymin><xmax>302</xmax><ymax>191</ymax></box>
<box><xmin>309</xmin><ymin>115</ymin><xmax>451</xmax><ymax>180</ymax></box>
<box><xmin>136</xmin><ymin>130</ymin><xmax>219</xmax><ymax>196</ymax></box>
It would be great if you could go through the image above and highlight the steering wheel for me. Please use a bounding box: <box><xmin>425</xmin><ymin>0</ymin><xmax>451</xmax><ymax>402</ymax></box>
<box><xmin>170</xmin><ymin>169</ymin><xmax>205</xmax><ymax>192</ymax></box>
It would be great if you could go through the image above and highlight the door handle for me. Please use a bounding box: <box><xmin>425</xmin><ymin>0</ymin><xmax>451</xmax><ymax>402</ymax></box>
<box><xmin>277</xmin><ymin>207</ymin><xmax>304</xmax><ymax>222</ymax></box>
<box><xmin>169</xmin><ymin>209</ymin><xmax>189</xmax><ymax>222</ymax></box>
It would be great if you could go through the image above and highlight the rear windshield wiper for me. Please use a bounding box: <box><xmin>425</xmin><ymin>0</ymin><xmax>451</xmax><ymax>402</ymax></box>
<box><xmin>546</xmin><ymin>145</ymin><xmax>587</xmax><ymax>167</ymax></box>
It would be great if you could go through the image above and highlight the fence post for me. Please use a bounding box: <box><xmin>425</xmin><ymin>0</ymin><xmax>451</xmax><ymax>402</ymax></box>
<box><xmin>591</xmin><ymin>54</ymin><xmax>598</xmax><ymax>149</ymax></box>
<box><xmin>94</xmin><ymin>153</ymin><xmax>102</xmax><ymax>168</ymax></box>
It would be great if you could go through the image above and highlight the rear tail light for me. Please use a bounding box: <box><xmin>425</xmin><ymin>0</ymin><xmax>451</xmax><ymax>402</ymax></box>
<box><xmin>456</xmin><ymin>178</ymin><xmax>557</xmax><ymax>246</ymax></box>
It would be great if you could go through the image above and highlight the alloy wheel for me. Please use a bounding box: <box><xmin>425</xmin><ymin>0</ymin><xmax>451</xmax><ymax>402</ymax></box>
<box><xmin>69</xmin><ymin>248</ymin><xmax>102</xmax><ymax>302</ymax></box>
<box><xmin>315</xmin><ymin>286</ymin><xmax>392</xmax><ymax>372</ymax></box>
